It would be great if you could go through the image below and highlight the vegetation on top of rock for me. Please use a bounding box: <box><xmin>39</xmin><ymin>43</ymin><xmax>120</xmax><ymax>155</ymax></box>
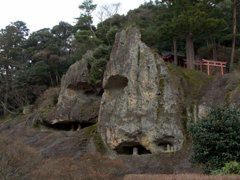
<box><xmin>167</xmin><ymin>63</ymin><xmax>211</xmax><ymax>100</ymax></box>
<box><xmin>0</xmin><ymin>0</ymin><xmax>239</xmax><ymax>116</ymax></box>
<box><xmin>83</xmin><ymin>123</ymin><xmax>108</xmax><ymax>154</ymax></box>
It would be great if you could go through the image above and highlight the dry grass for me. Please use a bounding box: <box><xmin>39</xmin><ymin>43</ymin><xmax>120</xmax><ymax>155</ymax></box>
<box><xmin>124</xmin><ymin>174</ymin><xmax>240</xmax><ymax>180</ymax></box>
<box><xmin>0</xmin><ymin>135</ymin><xmax>126</xmax><ymax>180</ymax></box>
<box><xmin>0</xmin><ymin>135</ymin><xmax>42</xmax><ymax>180</ymax></box>
<box><xmin>34</xmin><ymin>87</ymin><xmax>60</xmax><ymax>109</ymax></box>
<box><xmin>31</xmin><ymin>152</ymin><xmax>126</xmax><ymax>180</ymax></box>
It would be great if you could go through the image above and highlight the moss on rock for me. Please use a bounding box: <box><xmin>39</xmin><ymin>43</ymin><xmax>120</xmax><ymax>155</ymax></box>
<box><xmin>83</xmin><ymin>123</ymin><xmax>108</xmax><ymax>154</ymax></box>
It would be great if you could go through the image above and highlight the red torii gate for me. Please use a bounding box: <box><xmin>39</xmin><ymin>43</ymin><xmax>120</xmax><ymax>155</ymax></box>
<box><xmin>183</xmin><ymin>59</ymin><xmax>227</xmax><ymax>76</ymax></box>
<box><xmin>197</xmin><ymin>59</ymin><xmax>227</xmax><ymax>76</ymax></box>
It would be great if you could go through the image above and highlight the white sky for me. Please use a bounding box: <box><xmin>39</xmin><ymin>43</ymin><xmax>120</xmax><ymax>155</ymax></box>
<box><xmin>0</xmin><ymin>0</ymin><xmax>146</xmax><ymax>33</ymax></box>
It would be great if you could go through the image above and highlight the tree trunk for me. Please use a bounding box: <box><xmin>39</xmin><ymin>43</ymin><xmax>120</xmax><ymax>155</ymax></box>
<box><xmin>212</xmin><ymin>39</ymin><xmax>217</xmax><ymax>61</ymax></box>
<box><xmin>230</xmin><ymin>0</ymin><xmax>237</xmax><ymax>72</ymax></box>
<box><xmin>89</xmin><ymin>20</ymin><xmax>96</xmax><ymax>38</ymax></box>
<box><xmin>186</xmin><ymin>33</ymin><xmax>195</xmax><ymax>70</ymax></box>
<box><xmin>3</xmin><ymin>67</ymin><xmax>9</xmax><ymax>116</ymax></box>
<box><xmin>173</xmin><ymin>38</ymin><xmax>178</xmax><ymax>65</ymax></box>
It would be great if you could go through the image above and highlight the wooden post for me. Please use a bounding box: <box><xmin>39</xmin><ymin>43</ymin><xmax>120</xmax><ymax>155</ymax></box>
<box><xmin>221</xmin><ymin>63</ymin><xmax>224</xmax><ymax>75</ymax></box>
<box><xmin>207</xmin><ymin>61</ymin><xmax>210</xmax><ymax>76</ymax></box>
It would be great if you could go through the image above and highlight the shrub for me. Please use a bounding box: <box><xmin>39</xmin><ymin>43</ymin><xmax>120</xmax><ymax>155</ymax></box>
<box><xmin>189</xmin><ymin>105</ymin><xmax>240</xmax><ymax>170</ymax></box>
<box><xmin>90</xmin><ymin>58</ymin><xmax>107</xmax><ymax>82</ymax></box>
<box><xmin>86</xmin><ymin>44</ymin><xmax>110</xmax><ymax>83</ymax></box>
<box><xmin>93</xmin><ymin>44</ymin><xmax>110</xmax><ymax>59</ymax></box>
<box><xmin>212</xmin><ymin>161</ymin><xmax>240</xmax><ymax>175</ymax></box>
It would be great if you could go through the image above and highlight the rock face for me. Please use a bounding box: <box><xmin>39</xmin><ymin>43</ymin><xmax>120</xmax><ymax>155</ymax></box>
<box><xmin>198</xmin><ymin>72</ymin><xmax>240</xmax><ymax>118</ymax></box>
<box><xmin>98</xmin><ymin>28</ymin><xmax>185</xmax><ymax>154</ymax></box>
<box><xmin>50</xmin><ymin>51</ymin><xmax>101</xmax><ymax>128</ymax></box>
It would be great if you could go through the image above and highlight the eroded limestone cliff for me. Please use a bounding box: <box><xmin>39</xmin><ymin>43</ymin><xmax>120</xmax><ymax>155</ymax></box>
<box><xmin>98</xmin><ymin>28</ymin><xmax>185</xmax><ymax>154</ymax></box>
<box><xmin>48</xmin><ymin>51</ymin><xmax>101</xmax><ymax>129</ymax></box>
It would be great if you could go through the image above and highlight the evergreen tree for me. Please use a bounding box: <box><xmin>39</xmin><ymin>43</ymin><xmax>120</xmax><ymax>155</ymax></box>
<box><xmin>0</xmin><ymin>21</ymin><xmax>29</xmax><ymax>115</ymax></box>
<box><xmin>230</xmin><ymin>0</ymin><xmax>237</xmax><ymax>72</ymax></box>
<box><xmin>75</xmin><ymin>0</ymin><xmax>97</xmax><ymax>37</ymax></box>
<box><xmin>163</xmin><ymin>0</ymin><xmax>225</xmax><ymax>69</ymax></box>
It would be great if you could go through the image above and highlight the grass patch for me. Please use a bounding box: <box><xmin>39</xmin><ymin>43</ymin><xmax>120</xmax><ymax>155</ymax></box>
<box><xmin>83</xmin><ymin>123</ymin><xmax>108</xmax><ymax>154</ymax></box>
<box><xmin>167</xmin><ymin>64</ymin><xmax>211</xmax><ymax>100</ymax></box>
<box><xmin>0</xmin><ymin>113</ymin><xmax>23</xmax><ymax>127</ymax></box>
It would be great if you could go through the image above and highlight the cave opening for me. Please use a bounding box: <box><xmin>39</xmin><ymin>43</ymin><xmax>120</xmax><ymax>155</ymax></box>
<box><xmin>158</xmin><ymin>141</ymin><xmax>173</xmax><ymax>151</ymax></box>
<box><xmin>43</xmin><ymin>121</ymin><xmax>80</xmax><ymax>131</ymax></box>
<box><xmin>104</xmin><ymin>75</ymin><xmax>128</xmax><ymax>90</ymax></box>
<box><xmin>42</xmin><ymin>121</ymin><xmax>97</xmax><ymax>131</ymax></box>
<box><xmin>115</xmin><ymin>143</ymin><xmax>151</xmax><ymax>155</ymax></box>
<box><xmin>97</xmin><ymin>88</ymin><xmax>104</xmax><ymax>96</ymax></box>
<box><xmin>80</xmin><ymin>122</ymin><xmax>96</xmax><ymax>129</ymax></box>
<box><xmin>83</xmin><ymin>89</ymin><xmax>96</xmax><ymax>95</ymax></box>
<box><xmin>67</xmin><ymin>82</ymin><xmax>93</xmax><ymax>91</ymax></box>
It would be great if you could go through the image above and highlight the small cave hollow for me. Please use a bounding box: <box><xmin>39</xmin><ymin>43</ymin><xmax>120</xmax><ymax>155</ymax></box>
<box><xmin>97</xmin><ymin>88</ymin><xmax>104</xmax><ymax>96</ymax></box>
<box><xmin>115</xmin><ymin>142</ymin><xmax>151</xmax><ymax>155</ymax></box>
<box><xmin>83</xmin><ymin>89</ymin><xmax>96</xmax><ymax>95</ymax></box>
<box><xmin>104</xmin><ymin>75</ymin><xmax>128</xmax><ymax>90</ymax></box>
<box><xmin>43</xmin><ymin>121</ymin><xmax>80</xmax><ymax>131</ymax></box>
<box><xmin>42</xmin><ymin>121</ymin><xmax>97</xmax><ymax>131</ymax></box>
<box><xmin>157</xmin><ymin>141</ymin><xmax>174</xmax><ymax>152</ymax></box>
<box><xmin>67</xmin><ymin>82</ymin><xmax>93</xmax><ymax>92</ymax></box>
<box><xmin>79</xmin><ymin>122</ymin><xmax>96</xmax><ymax>129</ymax></box>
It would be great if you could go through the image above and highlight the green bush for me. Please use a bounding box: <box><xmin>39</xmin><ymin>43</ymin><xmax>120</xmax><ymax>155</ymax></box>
<box><xmin>90</xmin><ymin>58</ymin><xmax>107</xmax><ymax>82</ymax></box>
<box><xmin>85</xmin><ymin>44</ymin><xmax>110</xmax><ymax>83</ymax></box>
<box><xmin>212</xmin><ymin>161</ymin><xmax>240</xmax><ymax>174</ymax></box>
<box><xmin>93</xmin><ymin>44</ymin><xmax>110</xmax><ymax>59</ymax></box>
<box><xmin>189</xmin><ymin>105</ymin><xmax>240</xmax><ymax>170</ymax></box>
<box><xmin>15</xmin><ymin>61</ymin><xmax>50</xmax><ymax>86</ymax></box>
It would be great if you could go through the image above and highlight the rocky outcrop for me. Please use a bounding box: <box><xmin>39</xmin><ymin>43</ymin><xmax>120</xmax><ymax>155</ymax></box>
<box><xmin>48</xmin><ymin>51</ymin><xmax>101</xmax><ymax>128</ymax></box>
<box><xmin>198</xmin><ymin>71</ymin><xmax>240</xmax><ymax>118</ymax></box>
<box><xmin>98</xmin><ymin>28</ymin><xmax>185</xmax><ymax>154</ymax></box>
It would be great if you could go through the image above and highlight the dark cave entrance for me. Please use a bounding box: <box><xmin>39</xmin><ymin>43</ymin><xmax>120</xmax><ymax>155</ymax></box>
<box><xmin>115</xmin><ymin>142</ymin><xmax>151</xmax><ymax>155</ymax></box>
<box><xmin>42</xmin><ymin>121</ymin><xmax>96</xmax><ymax>131</ymax></box>
<box><xmin>156</xmin><ymin>136</ymin><xmax>175</xmax><ymax>152</ymax></box>
<box><xmin>157</xmin><ymin>141</ymin><xmax>173</xmax><ymax>151</ymax></box>
<box><xmin>79</xmin><ymin>122</ymin><xmax>96</xmax><ymax>129</ymax></box>
<box><xmin>43</xmin><ymin>121</ymin><xmax>80</xmax><ymax>131</ymax></box>
<box><xmin>104</xmin><ymin>75</ymin><xmax>128</xmax><ymax>90</ymax></box>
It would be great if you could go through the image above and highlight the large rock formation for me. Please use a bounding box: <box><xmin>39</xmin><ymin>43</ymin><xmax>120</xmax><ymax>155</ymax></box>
<box><xmin>48</xmin><ymin>51</ymin><xmax>101</xmax><ymax>128</ymax></box>
<box><xmin>98</xmin><ymin>28</ymin><xmax>185</xmax><ymax>154</ymax></box>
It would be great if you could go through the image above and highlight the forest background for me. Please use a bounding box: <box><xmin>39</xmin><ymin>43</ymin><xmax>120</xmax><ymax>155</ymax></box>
<box><xmin>0</xmin><ymin>0</ymin><xmax>239</xmax><ymax>117</ymax></box>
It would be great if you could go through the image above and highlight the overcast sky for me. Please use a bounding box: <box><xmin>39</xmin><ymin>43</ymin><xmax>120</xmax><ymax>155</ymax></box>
<box><xmin>0</xmin><ymin>0</ymin><xmax>146</xmax><ymax>33</ymax></box>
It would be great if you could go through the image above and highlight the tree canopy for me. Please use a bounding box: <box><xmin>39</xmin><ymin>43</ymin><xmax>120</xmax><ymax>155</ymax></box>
<box><xmin>0</xmin><ymin>0</ymin><xmax>239</xmax><ymax>116</ymax></box>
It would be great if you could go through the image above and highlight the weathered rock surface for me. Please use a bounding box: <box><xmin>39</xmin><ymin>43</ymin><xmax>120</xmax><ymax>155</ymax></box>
<box><xmin>198</xmin><ymin>72</ymin><xmax>240</xmax><ymax>118</ymax></box>
<box><xmin>98</xmin><ymin>28</ymin><xmax>185</xmax><ymax>154</ymax></box>
<box><xmin>49</xmin><ymin>51</ymin><xmax>101</xmax><ymax>128</ymax></box>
